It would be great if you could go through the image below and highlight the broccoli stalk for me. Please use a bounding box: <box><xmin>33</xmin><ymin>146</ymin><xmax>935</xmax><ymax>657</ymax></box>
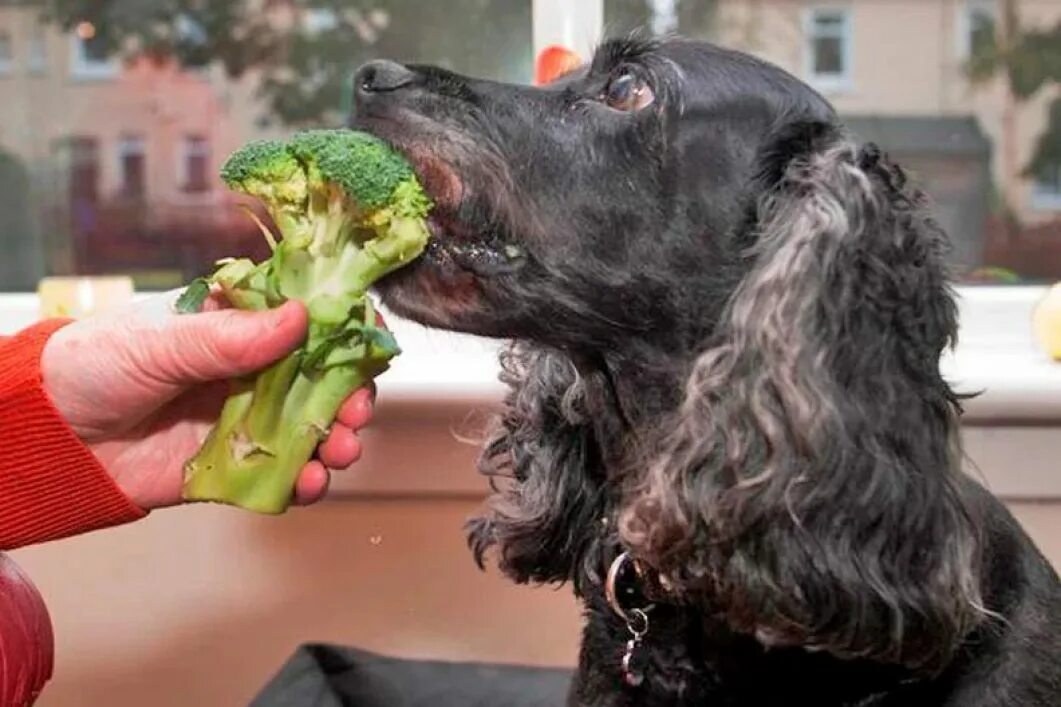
<box><xmin>177</xmin><ymin>130</ymin><xmax>431</xmax><ymax>514</ymax></box>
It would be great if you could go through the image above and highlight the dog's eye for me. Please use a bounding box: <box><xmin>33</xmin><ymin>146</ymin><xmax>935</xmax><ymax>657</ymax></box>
<box><xmin>602</xmin><ymin>72</ymin><xmax>654</xmax><ymax>112</ymax></box>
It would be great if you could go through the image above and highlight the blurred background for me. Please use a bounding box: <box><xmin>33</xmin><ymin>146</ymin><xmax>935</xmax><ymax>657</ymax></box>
<box><xmin>0</xmin><ymin>0</ymin><xmax>1056</xmax><ymax>291</ymax></box>
<box><xmin>0</xmin><ymin>1</ymin><xmax>1058</xmax><ymax>705</ymax></box>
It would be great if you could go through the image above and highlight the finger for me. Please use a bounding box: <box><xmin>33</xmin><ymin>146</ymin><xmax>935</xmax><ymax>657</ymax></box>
<box><xmin>293</xmin><ymin>461</ymin><xmax>330</xmax><ymax>506</ymax></box>
<box><xmin>199</xmin><ymin>291</ymin><xmax>231</xmax><ymax>313</ymax></box>
<box><xmin>336</xmin><ymin>386</ymin><xmax>375</xmax><ymax>429</ymax></box>
<box><xmin>318</xmin><ymin>425</ymin><xmax>362</xmax><ymax>469</ymax></box>
<box><xmin>150</xmin><ymin>300</ymin><xmax>309</xmax><ymax>384</ymax></box>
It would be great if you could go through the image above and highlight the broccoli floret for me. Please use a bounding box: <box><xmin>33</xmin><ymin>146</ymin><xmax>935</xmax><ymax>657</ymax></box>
<box><xmin>219</xmin><ymin>140</ymin><xmax>309</xmax><ymax>242</ymax></box>
<box><xmin>178</xmin><ymin>129</ymin><xmax>432</xmax><ymax>514</ymax></box>
<box><xmin>290</xmin><ymin>129</ymin><xmax>420</xmax><ymax>211</ymax></box>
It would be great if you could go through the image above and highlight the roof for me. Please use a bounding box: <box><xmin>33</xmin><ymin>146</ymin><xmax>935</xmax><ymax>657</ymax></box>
<box><xmin>840</xmin><ymin>115</ymin><xmax>991</xmax><ymax>158</ymax></box>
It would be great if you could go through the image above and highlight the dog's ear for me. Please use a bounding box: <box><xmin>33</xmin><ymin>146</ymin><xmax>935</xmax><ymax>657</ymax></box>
<box><xmin>468</xmin><ymin>344</ymin><xmax>610</xmax><ymax>593</ymax></box>
<box><xmin>621</xmin><ymin>125</ymin><xmax>986</xmax><ymax>671</ymax></box>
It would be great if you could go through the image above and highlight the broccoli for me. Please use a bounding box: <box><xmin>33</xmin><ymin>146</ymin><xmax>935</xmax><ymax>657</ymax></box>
<box><xmin>175</xmin><ymin>129</ymin><xmax>431</xmax><ymax>514</ymax></box>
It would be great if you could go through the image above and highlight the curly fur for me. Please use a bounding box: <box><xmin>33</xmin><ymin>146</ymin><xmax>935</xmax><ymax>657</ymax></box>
<box><xmin>621</xmin><ymin>132</ymin><xmax>986</xmax><ymax>671</ymax></box>
<box><xmin>469</xmin><ymin>344</ymin><xmax>612</xmax><ymax>592</ymax></box>
<box><xmin>357</xmin><ymin>37</ymin><xmax>1061</xmax><ymax>707</ymax></box>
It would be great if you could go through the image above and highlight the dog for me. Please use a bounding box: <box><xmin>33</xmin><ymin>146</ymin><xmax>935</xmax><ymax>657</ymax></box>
<box><xmin>352</xmin><ymin>37</ymin><xmax>1061</xmax><ymax>706</ymax></box>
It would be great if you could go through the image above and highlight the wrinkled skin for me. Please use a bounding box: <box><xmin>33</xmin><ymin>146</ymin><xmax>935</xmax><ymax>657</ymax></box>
<box><xmin>353</xmin><ymin>38</ymin><xmax>1061</xmax><ymax>707</ymax></box>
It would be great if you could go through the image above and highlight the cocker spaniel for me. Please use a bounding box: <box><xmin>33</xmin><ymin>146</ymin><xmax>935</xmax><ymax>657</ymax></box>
<box><xmin>353</xmin><ymin>37</ymin><xmax>1061</xmax><ymax>706</ymax></box>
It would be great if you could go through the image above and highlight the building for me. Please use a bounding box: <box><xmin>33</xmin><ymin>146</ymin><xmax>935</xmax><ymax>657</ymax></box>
<box><xmin>0</xmin><ymin>1</ymin><xmax>1057</xmax><ymax>286</ymax></box>
<box><xmin>0</xmin><ymin>6</ymin><xmax>275</xmax><ymax>289</ymax></box>
<box><xmin>708</xmin><ymin>0</ymin><xmax>1061</xmax><ymax>277</ymax></box>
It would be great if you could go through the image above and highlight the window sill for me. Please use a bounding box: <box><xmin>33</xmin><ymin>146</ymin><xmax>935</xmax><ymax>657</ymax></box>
<box><xmin>1</xmin><ymin>286</ymin><xmax>1057</xmax><ymax>414</ymax></box>
<box><xmin>0</xmin><ymin>287</ymin><xmax>1057</xmax><ymax>409</ymax></box>
<box><xmin>1</xmin><ymin>286</ymin><xmax>1059</xmax><ymax>499</ymax></box>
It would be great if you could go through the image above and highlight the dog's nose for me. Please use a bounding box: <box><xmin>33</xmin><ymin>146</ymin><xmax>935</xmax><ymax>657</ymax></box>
<box><xmin>355</xmin><ymin>60</ymin><xmax>414</xmax><ymax>94</ymax></box>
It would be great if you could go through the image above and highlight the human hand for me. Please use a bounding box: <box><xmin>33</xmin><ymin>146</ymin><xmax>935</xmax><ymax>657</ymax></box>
<box><xmin>40</xmin><ymin>292</ymin><xmax>374</xmax><ymax>511</ymax></box>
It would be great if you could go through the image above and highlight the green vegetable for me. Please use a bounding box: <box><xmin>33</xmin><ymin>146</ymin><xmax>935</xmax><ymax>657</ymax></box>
<box><xmin>175</xmin><ymin>278</ymin><xmax>210</xmax><ymax>314</ymax></box>
<box><xmin>178</xmin><ymin>129</ymin><xmax>431</xmax><ymax>514</ymax></box>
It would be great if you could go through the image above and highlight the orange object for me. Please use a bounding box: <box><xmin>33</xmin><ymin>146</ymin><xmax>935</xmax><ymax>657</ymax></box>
<box><xmin>0</xmin><ymin>320</ymin><xmax>144</xmax><ymax>550</ymax></box>
<box><xmin>535</xmin><ymin>45</ymin><xmax>582</xmax><ymax>86</ymax></box>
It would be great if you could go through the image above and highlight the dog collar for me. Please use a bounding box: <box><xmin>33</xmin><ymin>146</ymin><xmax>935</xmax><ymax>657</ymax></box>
<box><xmin>605</xmin><ymin>551</ymin><xmax>656</xmax><ymax>687</ymax></box>
<box><xmin>604</xmin><ymin>551</ymin><xmax>656</xmax><ymax>621</ymax></box>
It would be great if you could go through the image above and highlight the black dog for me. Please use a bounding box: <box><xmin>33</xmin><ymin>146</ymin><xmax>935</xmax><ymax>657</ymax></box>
<box><xmin>353</xmin><ymin>38</ymin><xmax>1061</xmax><ymax>706</ymax></box>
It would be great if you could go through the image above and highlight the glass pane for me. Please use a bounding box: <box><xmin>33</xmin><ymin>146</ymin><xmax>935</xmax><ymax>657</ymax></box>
<box><xmin>82</xmin><ymin>34</ymin><xmax>109</xmax><ymax>63</ymax></box>
<box><xmin>813</xmin><ymin>36</ymin><xmax>844</xmax><ymax>76</ymax></box>
<box><xmin>0</xmin><ymin>1</ymin><xmax>1056</xmax><ymax>289</ymax></box>
<box><xmin>182</xmin><ymin>137</ymin><xmax>211</xmax><ymax>194</ymax></box>
<box><xmin>119</xmin><ymin>138</ymin><xmax>146</xmax><ymax>199</ymax></box>
<box><xmin>0</xmin><ymin>0</ymin><xmax>532</xmax><ymax>291</ymax></box>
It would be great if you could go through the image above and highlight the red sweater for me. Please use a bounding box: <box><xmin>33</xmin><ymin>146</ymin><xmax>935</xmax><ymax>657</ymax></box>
<box><xmin>0</xmin><ymin>321</ymin><xmax>144</xmax><ymax>550</ymax></box>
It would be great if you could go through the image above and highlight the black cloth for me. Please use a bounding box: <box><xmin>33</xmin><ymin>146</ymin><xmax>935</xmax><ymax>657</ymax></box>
<box><xmin>251</xmin><ymin>644</ymin><xmax>573</xmax><ymax>707</ymax></box>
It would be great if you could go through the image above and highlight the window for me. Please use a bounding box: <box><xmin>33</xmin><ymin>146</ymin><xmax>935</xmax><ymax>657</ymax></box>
<box><xmin>1032</xmin><ymin>163</ymin><xmax>1061</xmax><ymax>211</ymax></box>
<box><xmin>180</xmin><ymin>136</ymin><xmax>211</xmax><ymax>193</ymax></box>
<box><xmin>805</xmin><ymin>7</ymin><xmax>853</xmax><ymax>91</ymax></box>
<box><xmin>0</xmin><ymin>0</ymin><xmax>1056</xmax><ymax>295</ymax></box>
<box><xmin>0</xmin><ymin>32</ymin><xmax>13</xmax><ymax>75</ymax></box>
<box><xmin>28</xmin><ymin>27</ymin><xmax>47</xmax><ymax>73</ymax></box>
<box><xmin>118</xmin><ymin>136</ymin><xmax>146</xmax><ymax>199</ymax></box>
<box><xmin>71</xmin><ymin>30</ymin><xmax>119</xmax><ymax>80</ymax></box>
<box><xmin>960</xmin><ymin>0</ymin><xmax>997</xmax><ymax>60</ymax></box>
<box><xmin>0</xmin><ymin>1</ymin><xmax>547</xmax><ymax>288</ymax></box>
<box><xmin>68</xmin><ymin>137</ymin><xmax>101</xmax><ymax>205</ymax></box>
<box><xmin>0</xmin><ymin>1</ymin><xmax>533</xmax><ymax>289</ymax></box>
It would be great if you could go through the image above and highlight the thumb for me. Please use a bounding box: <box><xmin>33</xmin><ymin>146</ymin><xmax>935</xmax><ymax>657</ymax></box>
<box><xmin>151</xmin><ymin>301</ymin><xmax>309</xmax><ymax>384</ymax></box>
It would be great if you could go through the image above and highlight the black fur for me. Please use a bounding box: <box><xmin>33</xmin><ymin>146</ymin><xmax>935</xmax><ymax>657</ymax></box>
<box><xmin>353</xmin><ymin>37</ymin><xmax>1061</xmax><ymax>706</ymax></box>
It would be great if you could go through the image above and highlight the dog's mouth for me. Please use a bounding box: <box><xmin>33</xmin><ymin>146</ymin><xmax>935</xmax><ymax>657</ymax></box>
<box><xmin>410</xmin><ymin>150</ymin><xmax>526</xmax><ymax>277</ymax></box>
<box><xmin>360</xmin><ymin>123</ymin><xmax>526</xmax><ymax>277</ymax></box>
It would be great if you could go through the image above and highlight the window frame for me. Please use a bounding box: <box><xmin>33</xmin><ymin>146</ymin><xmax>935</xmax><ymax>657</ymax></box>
<box><xmin>69</xmin><ymin>33</ymin><xmax>120</xmax><ymax>81</ymax></box>
<box><xmin>67</xmin><ymin>135</ymin><xmax>102</xmax><ymax>205</ymax></box>
<box><xmin>802</xmin><ymin>6</ymin><xmax>855</xmax><ymax>95</ymax></box>
<box><xmin>178</xmin><ymin>135</ymin><xmax>213</xmax><ymax>195</ymax></box>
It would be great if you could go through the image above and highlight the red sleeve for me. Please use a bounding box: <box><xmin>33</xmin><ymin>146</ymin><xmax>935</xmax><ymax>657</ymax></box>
<box><xmin>0</xmin><ymin>320</ymin><xmax>145</xmax><ymax>550</ymax></box>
